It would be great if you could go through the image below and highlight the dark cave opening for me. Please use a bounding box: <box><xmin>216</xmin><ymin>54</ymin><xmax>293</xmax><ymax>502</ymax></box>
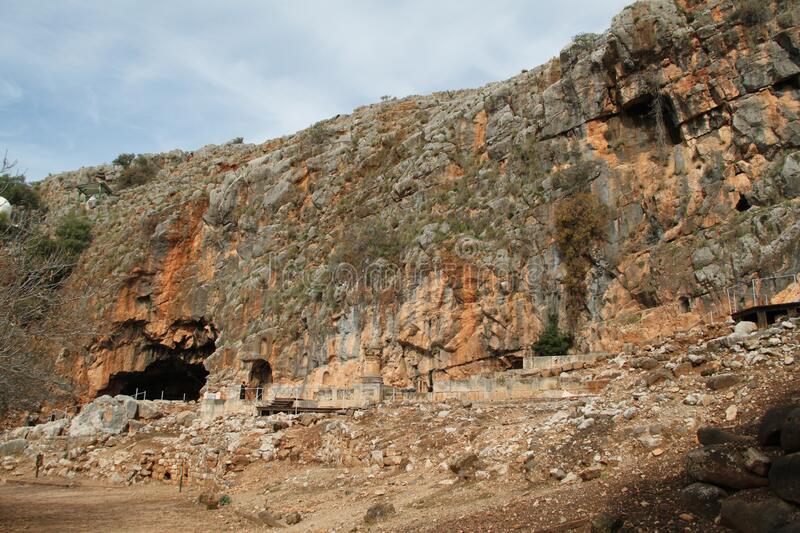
<box><xmin>735</xmin><ymin>195</ymin><xmax>752</xmax><ymax>212</ymax></box>
<box><xmin>622</xmin><ymin>93</ymin><xmax>682</xmax><ymax>146</ymax></box>
<box><xmin>96</xmin><ymin>318</ymin><xmax>218</xmax><ymax>401</ymax></box>
<box><xmin>243</xmin><ymin>359</ymin><xmax>272</xmax><ymax>401</ymax></box>
<box><xmin>101</xmin><ymin>358</ymin><xmax>210</xmax><ymax>401</ymax></box>
<box><xmin>659</xmin><ymin>96</ymin><xmax>682</xmax><ymax>145</ymax></box>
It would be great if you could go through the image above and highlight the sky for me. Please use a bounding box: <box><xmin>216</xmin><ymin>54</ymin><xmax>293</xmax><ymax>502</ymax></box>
<box><xmin>0</xmin><ymin>0</ymin><xmax>630</xmax><ymax>181</ymax></box>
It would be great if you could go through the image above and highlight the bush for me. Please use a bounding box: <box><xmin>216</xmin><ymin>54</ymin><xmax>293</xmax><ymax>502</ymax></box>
<box><xmin>0</xmin><ymin>173</ymin><xmax>41</xmax><ymax>211</ymax></box>
<box><xmin>117</xmin><ymin>155</ymin><xmax>159</xmax><ymax>189</ymax></box>
<box><xmin>736</xmin><ymin>1</ymin><xmax>769</xmax><ymax>25</ymax></box>
<box><xmin>533</xmin><ymin>313</ymin><xmax>573</xmax><ymax>356</ymax></box>
<box><xmin>30</xmin><ymin>212</ymin><xmax>93</xmax><ymax>261</ymax></box>
<box><xmin>554</xmin><ymin>192</ymin><xmax>608</xmax><ymax>328</ymax></box>
<box><xmin>112</xmin><ymin>153</ymin><xmax>135</xmax><ymax>167</ymax></box>
<box><xmin>572</xmin><ymin>32</ymin><xmax>599</xmax><ymax>49</ymax></box>
<box><xmin>54</xmin><ymin>211</ymin><xmax>93</xmax><ymax>257</ymax></box>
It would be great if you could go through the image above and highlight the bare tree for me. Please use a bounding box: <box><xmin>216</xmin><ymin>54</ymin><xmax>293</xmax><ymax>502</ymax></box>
<box><xmin>0</xmin><ymin>161</ymin><xmax>98</xmax><ymax>420</ymax></box>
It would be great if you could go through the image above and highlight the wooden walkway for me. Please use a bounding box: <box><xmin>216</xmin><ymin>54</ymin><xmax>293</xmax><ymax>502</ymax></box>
<box><xmin>256</xmin><ymin>397</ymin><xmax>344</xmax><ymax>416</ymax></box>
<box><xmin>731</xmin><ymin>301</ymin><xmax>800</xmax><ymax>328</ymax></box>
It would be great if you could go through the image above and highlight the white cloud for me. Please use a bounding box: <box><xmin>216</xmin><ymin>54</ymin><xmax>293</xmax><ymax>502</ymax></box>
<box><xmin>0</xmin><ymin>0</ymin><xmax>631</xmax><ymax>180</ymax></box>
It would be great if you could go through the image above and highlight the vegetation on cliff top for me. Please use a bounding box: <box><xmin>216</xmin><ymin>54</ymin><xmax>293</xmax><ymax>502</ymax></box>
<box><xmin>115</xmin><ymin>154</ymin><xmax>161</xmax><ymax>190</ymax></box>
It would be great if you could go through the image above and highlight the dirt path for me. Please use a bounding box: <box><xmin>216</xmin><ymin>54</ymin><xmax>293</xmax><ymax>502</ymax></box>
<box><xmin>0</xmin><ymin>478</ymin><xmax>259</xmax><ymax>533</ymax></box>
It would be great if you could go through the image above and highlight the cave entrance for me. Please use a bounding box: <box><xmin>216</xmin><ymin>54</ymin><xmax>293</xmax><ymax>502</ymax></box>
<box><xmin>622</xmin><ymin>93</ymin><xmax>681</xmax><ymax>146</ymax></box>
<box><xmin>101</xmin><ymin>359</ymin><xmax>209</xmax><ymax>401</ymax></box>
<box><xmin>247</xmin><ymin>360</ymin><xmax>272</xmax><ymax>401</ymax></box>
<box><xmin>735</xmin><ymin>195</ymin><xmax>752</xmax><ymax>212</ymax></box>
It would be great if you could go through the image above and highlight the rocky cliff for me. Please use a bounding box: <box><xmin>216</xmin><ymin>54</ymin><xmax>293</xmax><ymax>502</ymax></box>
<box><xmin>37</xmin><ymin>0</ymin><xmax>800</xmax><ymax>400</ymax></box>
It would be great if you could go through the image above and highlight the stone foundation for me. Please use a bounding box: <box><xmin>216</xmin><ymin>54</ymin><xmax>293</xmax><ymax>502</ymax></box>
<box><xmin>199</xmin><ymin>354</ymin><xmax>612</xmax><ymax>419</ymax></box>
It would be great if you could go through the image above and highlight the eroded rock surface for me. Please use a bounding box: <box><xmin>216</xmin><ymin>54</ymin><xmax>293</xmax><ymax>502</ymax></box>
<box><xmin>31</xmin><ymin>0</ymin><xmax>800</xmax><ymax>399</ymax></box>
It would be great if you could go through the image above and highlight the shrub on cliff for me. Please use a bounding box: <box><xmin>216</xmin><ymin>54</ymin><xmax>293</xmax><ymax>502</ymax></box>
<box><xmin>30</xmin><ymin>211</ymin><xmax>93</xmax><ymax>262</ymax></box>
<box><xmin>54</xmin><ymin>211</ymin><xmax>93</xmax><ymax>257</ymax></box>
<box><xmin>554</xmin><ymin>192</ymin><xmax>608</xmax><ymax>329</ymax></box>
<box><xmin>117</xmin><ymin>155</ymin><xmax>159</xmax><ymax>189</ymax></box>
<box><xmin>112</xmin><ymin>153</ymin><xmax>135</xmax><ymax>167</ymax></box>
<box><xmin>736</xmin><ymin>1</ymin><xmax>769</xmax><ymax>26</ymax></box>
<box><xmin>533</xmin><ymin>313</ymin><xmax>573</xmax><ymax>356</ymax></box>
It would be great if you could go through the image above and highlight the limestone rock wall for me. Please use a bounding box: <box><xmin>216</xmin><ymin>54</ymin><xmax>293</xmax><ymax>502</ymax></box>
<box><xmin>38</xmin><ymin>0</ymin><xmax>800</xmax><ymax>400</ymax></box>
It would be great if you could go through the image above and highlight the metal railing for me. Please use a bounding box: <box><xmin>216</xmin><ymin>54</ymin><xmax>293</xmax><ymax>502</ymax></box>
<box><xmin>131</xmin><ymin>388</ymin><xmax>192</xmax><ymax>402</ymax></box>
<box><xmin>725</xmin><ymin>273</ymin><xmax>799</xmax><ymax>314</ymax></box>
<box><xmin>236</xmin><ymin>386</ymin><xmax>266</xmax><ymax>402</ymax></box>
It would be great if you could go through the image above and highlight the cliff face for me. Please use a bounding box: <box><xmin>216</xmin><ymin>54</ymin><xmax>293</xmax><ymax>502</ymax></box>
<box><xmin>39</xmin><ymin>0</ymin><xmax>800</xmax><ymax>399</ymax></box>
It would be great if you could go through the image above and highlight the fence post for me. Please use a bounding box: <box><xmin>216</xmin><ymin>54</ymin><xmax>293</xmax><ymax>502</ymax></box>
<box><xmin>161</xmin><ymin>390</ymin><xmax>164</xmax><ymax>400</ymax></box>
<box><xmin>183</xmin><ymin>393</ymin><xmax>186</xmax><ymax>402</ymax></box>
<box><xmin>726</xmin><ymin>287</ymin><xmax>733</xmax><ymax>315</ymax></box>
<box><xmin>135</xmin><ymin>387</ymin><xmax>139</xmax><ymax>400</ymax></box>
<box><xmin>752</xmin><ymin>279</ymin><xmax>757</xmax><ymax>307</ymax></box>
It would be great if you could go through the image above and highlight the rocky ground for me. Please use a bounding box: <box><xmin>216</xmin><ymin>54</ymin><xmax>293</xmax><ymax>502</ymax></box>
<box><xmin>2</xmin><ymin>317</ymin><xmax>799</xmax><ymax>531</ymax></box>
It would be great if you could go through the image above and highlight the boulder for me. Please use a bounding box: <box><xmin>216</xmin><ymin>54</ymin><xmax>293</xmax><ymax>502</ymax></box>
<box><xmin>745</xmin><ymin>447</ymin><xmax>773</xmax><ymax>477</ymax></box>
<box><xmin>9</xmin><ymin>426</ymin><xmax>29</xmax><ymax>440</ymax></box>
<box><xmin>697</xmin><ymin>427</ymin><xmax>750</xmax><ymax>446</ymax></box>
<box><xmin>734</xmin><ymin>321</ymin><xmax>758</xmax><ymax>336</ymax></box>
<box><xmin>781</xmin><ymin>407</ymin><xmax>800</xmax><ymax>454</ymax></box>
<box><xmin>685</xmin><ymin>444</ymin><xmax>769</xmax><ymax>490</ymax></box>
<box><xmin>770</xmin><ymin>453</ymin><xmax>800</xmax><ymax>504</ymax></box>
<box><xmin>257</xmin><ymin>510</ymin><xmax>283</xmax><ymax>527</ymax></box>
<box><xmin>759</xmin><ymin>405</ymin><xmax>799</xmax><ymax>446</ymax></box>
<box><xmin>176</xmin><ymin>411</ymin><xmax>197</xmax><ymax>427</ymax></box>
<box><xmin>364</xmin><ymin>502</ymin><xmax>396</xmax><ymax>524</ymax></box>
<box><xmin>590</xmin><ymin>513</ymin><xmax>623</xmax><ymax>533</ymax></box>
<box><xmin>27</xmin><ymin>418</ymin><xmax>69</xmax><ymax>440</ymax></box>
<box><xmin>720</xmin><ymin>489</ymin><xmax>800</xmax><ymax>533</ymax></box>
<box><xmin>630</xmin><ymin>356</ymin><xmax>659</xmax><ymax>370</ymax></box>
<box><xmin>643</xmin><ymin>368</ymin><xmax>673</xmax><ymax>387</ymax></box>
<box><xmin>136</xmin><ymin>400</ymin><xmax>163</xmax><ymax>420</ymax></box>
<box><xmin>680</xmin><ymin>482</ymin><xmax>729</xmax><ymax>519</ymax></box>
<box><xmin>579</xmin><ymin>465</ymin><xmax>603</xmax><ymax>481</ymax></box>
<box><xmin>706</xmin><ymin>373</ymin><xmax>742</xmax><ymax>391</ymax></box>
<box><xmin>284</xmin><ymin>512</ymin><xmax>301</xmax><ymax>525</ymax></box>
<box><xmin>68</xmin><ymin>395</ymin><xmax>139</xmax><ymax>437</ymax></box>
<box><xmin>197</xmin><ymin>493</ymin><xmax>223</xmax><ymax>510</ymax></box>
<box><xmin>448</xmin><ymin>452</ymin><xmax>482</xmax><ymax>479</ymax></box>
<box><xmin>0</xmin><ymin>438</ymin><xmax>28</xmax><ymax>456</ymax></box>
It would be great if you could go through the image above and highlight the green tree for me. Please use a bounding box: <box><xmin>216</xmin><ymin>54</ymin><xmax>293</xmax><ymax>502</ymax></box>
<box><xmin>554</xmin><ymin>192</ymin><xmax>608</xmax><ymax>329</ymax></box>
<box><xmin>532</xmin><ymin>312</ymin><xmax>573</xmax><ymax>356</ymax></box>
<box><xmin>113</xmin><ymin>153</ymin><xmax>135</xmax><ymax>167</ymax></box>
<box><xmin>0</xmin><ymin>173</ymin><xmax>41</xmax><ymax>211</ymax></box>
